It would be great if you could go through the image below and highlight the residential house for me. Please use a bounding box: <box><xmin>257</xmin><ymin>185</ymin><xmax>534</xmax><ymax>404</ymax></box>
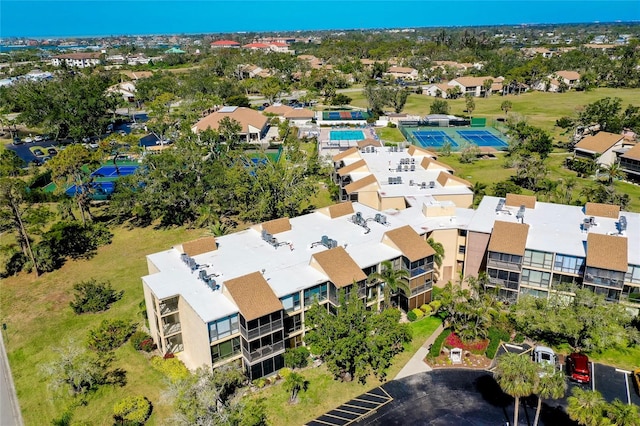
<box><xmin>422</xmin><ymin>83</ymin><xmax>452</xmax><ymax>98</ymax></box>
<box><xmin>210</xmin><ymin>40</ymin><xmax>241</xmax><ymax>49</ymax></box>
<box><xmin>620</xmin><ymin>143</ymin><xmax>640</xmax><ymax>182</ymax></box>
<box><xmin>51</xmin><ymin>52</ymin><xmax>102</xmax><ymax>68</ymax></box>
<box><xmin>573</xmin><ymin>131</ymin><xmax>625</xmax><ymax>167</ymax></box>
<box><xmin>385</xmin><ymin>66</ymin><xmax>419</xmax><ymax>81</ymax></box>
<box><xmin>107</xmin><ymin>81</ymin><xmax>137</xmax><ymax>103</ymax></box>
<box><xmin>448</xmin><ymin>76</ymin><xmax>501</xmax><ymax>97</ymax></box>
<box><xmin>191</xmin><ymin>106</ymin><xmax>268</xmax><ymax>143</ymax></box>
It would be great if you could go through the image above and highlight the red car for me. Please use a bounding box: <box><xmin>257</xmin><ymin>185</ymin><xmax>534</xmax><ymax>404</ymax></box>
<box><xmin>567</xmin><ymin>353</ymin><xmax>591</xmax><ymax>384</ymax></box>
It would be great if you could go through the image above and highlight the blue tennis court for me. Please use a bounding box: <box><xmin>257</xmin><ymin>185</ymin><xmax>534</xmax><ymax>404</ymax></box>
<box><xmin>91</xmin><ymin>165</ymin><xmax>139</xmax><ymax>177</ymax></box>
<box><xmin>456</xmin><ymin>130</ymin><xmax>508</xmax><ymax>147</ymax></box>
<box><xmin>65</xmin><ymin>181</ymin><xmax>116</xmax><ymax>197</ymax></box>
<box><xmin>411</xmin><ymin>130</ymin><xmax>459</xmax><ymax>149</ymax></box>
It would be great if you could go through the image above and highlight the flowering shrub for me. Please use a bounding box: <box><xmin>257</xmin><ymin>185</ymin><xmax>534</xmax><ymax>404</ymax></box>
<box><xmin>444</xmin><ymin>333</ymin><xmax>489</xmax><ymax>355</ymax></box>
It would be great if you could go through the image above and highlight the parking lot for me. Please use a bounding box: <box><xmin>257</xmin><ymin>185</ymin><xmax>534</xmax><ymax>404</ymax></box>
<box><xmin>309</xmin><ymin>345</ymin><xmax>639</xmax><ymax>426</ymax></box>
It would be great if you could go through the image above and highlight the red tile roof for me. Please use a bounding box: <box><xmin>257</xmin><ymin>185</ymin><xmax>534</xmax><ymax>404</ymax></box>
<box><xmin>211</xmin><ymin>40</ymin><xmax>240</xmax><ymax>46</ymax></box>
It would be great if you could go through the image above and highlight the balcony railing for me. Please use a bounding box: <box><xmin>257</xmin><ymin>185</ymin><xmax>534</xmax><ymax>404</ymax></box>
<box><xmin>241</xmin><ymin>320</ymin><xmax>284</xmax><ymax>342</ymax></box>
<box><xmin>584</xmin><ymin>276</ymin><xmax>624</xmax><ymax>289</ymax></box>
<box><xmin>163</xmin><ymin>322</ymin><xmax>181</xmax><ymax>336</ymax></box>
<box><xmin>165</xmin><ymin>342</ymin><xmax>183</xmax><ymax>354</ymax></box>
<box><xmin>410</xmin><ymin>281</ymin><xmax>433</xmax><ymax>296</ymax></box>
<box><xmin>243</xmin><ymin>340</ymin><xmax>285</xmax><ymax>363</ymax></box>
<box><xmin>488</xmin><ymin>277</ymin><xmax>520</xmax><ymax>290</ymax></box>
<box><xmin>159</xmin><ymin>302</ymin><xmax>178</xmax><ymax>316</ymax></box>
<box><xmin>487</xmin><ymin>260</ymin><xmax>522</xmax><ymax>271</ymax></box>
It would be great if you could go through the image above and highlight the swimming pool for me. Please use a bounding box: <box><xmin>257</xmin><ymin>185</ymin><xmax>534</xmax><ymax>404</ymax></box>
<box><xmin>330</xmin><ymin>130</ymin><xmax>365</xmax><ymax>141</ymax></box>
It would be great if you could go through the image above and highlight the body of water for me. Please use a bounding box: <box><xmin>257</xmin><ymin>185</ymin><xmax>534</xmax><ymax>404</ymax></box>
<box><xmin>1</xmin><ymin>1</ymin><xmax>639</xmax><ymax>38</ymax></box>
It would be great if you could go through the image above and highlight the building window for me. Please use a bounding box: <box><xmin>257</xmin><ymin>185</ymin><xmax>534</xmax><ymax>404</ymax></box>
<box><xmin>458</xmin><ymin>246</ymin><xmax>466</xmax><ymax>255</ymax></box>
<box><xmin>284</xmin><ymin>314</ymin><xmax>302</xmax><ymax>334</ymax></box>
<box><xmin>523</xmin><ymin>250</ymin><xmax>553</xmax><ymax>269</ymax></box>
<box><xmin>583</xmin><ymin>284</ymin><xmax>621</xmax><ymax>302</ymax></box>
<box><xmin>519</xmin><ymin>287</ymin><xmax>548</xmax><ymax>299</ymax></box>
<box><xmin>209</xmin><ymin>315</ymin><xmax>239</xmax><ymax>342</ymax></box>
<box><xmin>488</xmin><ymin>252</ymin><xmax>522</xmax><ymax>264</ymax></box>
<box><xmin>585</xmin><ymin>267</ymin><xmax>625</xmax><ymax>289</ymax></box>
<box><xmin>553</xmin><ymin>254</ymin><xmax>585</xmax><ymax>275</ymax></box>
<box><xmin>211</xmin><ymin>337</ymin><xmax>241</xmax><ymax>362</ymax></box>
<box><xmin>551</xmin><ymin>273</ymin><xmax>583</xmax><ymax>288</ymax></box>
<box><xmin>521</xmin><ymin>269</ymin><xmax>551</xmax><ymax>288</ymax></box>
<box><xmin>487</xmin><ymin>268</ymin><xmax>520</xmax><ymax>289</ymax></box>
<box><xmin>626</xmin><ymin>265</ymin><xmax>640</xmax><ymax>284</ymax></box>
<box><xmin>304</xmin><ymin>283</ymin><xmax>328</xmax><ymax>306</ymax></box>
<box><xmin>281</xmin><ymin>292</ymin><xmax>301</xmax><ymax>313</ymax></box>
<box><xmin>459</xmin><ymin>230</ymin><xmax>467</xmax><ymax>237</ymax></box>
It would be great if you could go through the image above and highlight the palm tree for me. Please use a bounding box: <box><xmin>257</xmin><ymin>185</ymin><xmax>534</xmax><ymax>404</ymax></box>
<box><xmin>567</xmin><ymin>387</ymin><xmax>606</xmax><ymax>426</ymax></box>
<box><xmin>283</xmin><ymin>372</ymin><xmax>308</xmax><ymax>403</ymax></box>
<box><xmin>600</xmin><ymin>162</ymin><xmax>625</xmax><ymax>185</ymax></box>
<box><xmin>493</xmin><ymin>353</ymin><xmax>538</xmax><ymax>426</ymax></box>
<box><xmin>606</xmin><ymin>399</ymin><xmax>640</xmax><ymax>426</ymax></box>
<box><xmin>532</xmin><ymin>365</ymin><xmax>567</xmax><ymax>426</ymax></box>
<box><xmin>427</xmin><ymin>238</ymin><xmax>445</xmax><ymax>280</ymax></box>
<box><xmin>471</xmin><ymin>181</ymin><xmax>487</xmax><ymax>207</ymax></box>
<box><xmin>209</xmin><ymin>220</ymin><xmax>231</xmax><ymax>237</ymax></box>
<box><xmin>367</xmin><ymin>260</ymin><xmax>409</xmax><ymax>310</ymax></box>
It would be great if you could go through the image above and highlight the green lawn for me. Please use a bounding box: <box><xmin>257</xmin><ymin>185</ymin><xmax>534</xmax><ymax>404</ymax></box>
<box><xmin>375</xmin><ymin>127</ymin><xmax>405</xmax><ymax>143</ymax></box>
<box><xmin>257</xmin><ymin>316</ymin><xmax>442</xmax><ymax>426</ymax></box>
<box><xmin>1</xmin><ymin>225</ymin><xmax>203</xmax><ymax>425</ymax></box>
<box><xmin>588</xmin><ymin>346</ymin><xmax>640</xmax><ymax>371</ymax></box>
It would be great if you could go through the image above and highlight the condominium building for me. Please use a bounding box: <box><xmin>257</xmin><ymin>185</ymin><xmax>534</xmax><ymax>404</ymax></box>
<box><xmin>464</xmin><ymin>194</ymin><xmax>639</xmax><ymax>304</ymax></box>
<box><xmin>142</xmin><ymin>200</ymin><xmax>468</xmax><ymax>378</ymax></box>
<box><xmin>142</xmin><ymin>143</ymin><xmax>639</xmax><ymax>379</ymax></box>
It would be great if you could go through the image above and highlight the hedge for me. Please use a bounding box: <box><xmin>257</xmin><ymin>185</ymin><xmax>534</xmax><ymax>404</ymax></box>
<box><xmin>486</xmin><ymin>327</ymin><xmax>510</xmax><ymax>359</ymax></box>
<box><xmin>428</xmin><ymin>328</ymin><xmax>452</xmax><ymax>359</ymax></box>
<box><xmin>407</xmin><ymin>310</ymin><xmax>417</xmax><ymax>321</ymax></box>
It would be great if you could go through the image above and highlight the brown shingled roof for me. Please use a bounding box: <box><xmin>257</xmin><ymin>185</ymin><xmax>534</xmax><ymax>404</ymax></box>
<box><xmin>452</xmin><ymin>76</ymin><xmax>496</xmax><ymax>88</ymax></box>
<box><xmin>407</xmin><ymin>145</ymin><xmax>437</xmax><ymax>158</ymax></box>
<box><xmin>586</xmin><ymin>233</ymin><xmax>628</xmax><ymax>272</ymax></box>
<box><xmin>311</xmin><ymin>247</ymin><xmax>366</xmax><ymax>288</ymax></box>
<box><xmin>180</xmin><ymin>236</ymin><xmax>217</xmax><ymax>256</ymax></box>
<box><xmin>421</xmin><ymin>157</ymin><xmax>454</xmax><ymax>172</ymax></box>
<box><xmin>584</xmin><ymin>202</ymin><xmax>620</xmax><ymax>219</ymax></box>
<box><xmin>505</xmin><ymin>194</ymin><xmax>537</xmax><ymax>209</ymax></box>
<box><xmin>621</xmin><ymin>144</ymin><xmax>640</xmax><ymax>161</ymax></box>
<box><xmin>488</xmin><ymin>221</ymin><xmax>529</xmax><ymax>256</ymax></box>
<box><xmin>193</xmin><ymin>107</ymin><xmax>268</xmax><ymax>134</ymax></box>
<box><xmin>344</xmin><ymin>174</ymin><xmax>378</xmax><ymax>194</ymax></box>
<box><xmin>574</xmin><ymin>132</ymin><xmax>623</xmax><ymax>154</ymax></box>
<box><xmin>224</xmin><ymin>272</ymin><xmax>283</xmax><ymax>321</ymax></box>
<box><xmin>337</xmin><ymin>159</ymin><xmax>368</xmax><ymax>176</ymax></box>
<box><xmin>261</xmin><ymin>217</ymin><xmax>291</xmax><ymax>234</ymax></box>
<box><xmin>332</xmin><ymin>147</ymin><xmax>359</xmax><ymax>162</ymax></box>
<box><xmin>263</xmin><ymin>104</ymin><xmax>294</xmax><ymax>116</ymax></box>
<box><xmin>384</xmin><ymin>225</ymin><xmax>435</xmax><ymax>262</ymax></box>
<box><xmin>436</xmin><ymin>171</ymin><xmax>471</xmax><ymax>188</ymax></box>
<box><xmin>327</xmin><ymin>202</ymin><xmax>355</xmax><ymax>218</ymax></box>
<box><xmin>357</xmin><ymin>139</ymin><xmax>382</xmax><ymax>148</ymax></box>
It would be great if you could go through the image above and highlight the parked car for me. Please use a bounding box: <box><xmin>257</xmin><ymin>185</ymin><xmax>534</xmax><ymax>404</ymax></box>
<box><xmin>34</xmin><ymin>135</ymin><xmax>44</xmax><ymax>142</ymax></box>
<box><xmin>24</xmin><ymin>136</ymin><xmax>34</xmax><ymax>143</ymax></box>
<box><xmin>33</xmin><ymin>149</ymin><xmax>45</xmax><ymax>156</ymax></box>
<box><xmin>47</xmin><ymin>148</ymin><xmax>57</xmax><ymax>155</ymax></box>
<box><xmin>567</xmin><ymin>353</ymin><xmax>591</xmax><ymax>384</ymax></box>
<box><xmin>12</xmin><ymin>137</ymin><xmax>23</xmax><ymax>145</ymax></box>
<box><xmin>533</xmin><ymin>346</ymin><xmax>557</xmax><ymax>374</ymax></box>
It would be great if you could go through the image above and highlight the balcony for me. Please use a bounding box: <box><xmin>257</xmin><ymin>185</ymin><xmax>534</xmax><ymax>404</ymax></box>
<box><xmin>243</xmin><ymin>341</ymin><xmax>285</xmax><ymax>363</ymax></box>
<box><xmin>487</xmin><ymin>260</ymin><xmax>522</xmax><ymax>272</ymax></box>
<box><xmin>488</xmin><ymin>277</ymin><xmax>520</xmax><ymax>290</ymax></box>
<box><xmin>163</xmin><ymin>322</ymin><xmax>181</xmax><ymax>336</ymax></box>
<box><xmin>410</xmin><ymin>281</ymin><xmax>433</xmax><ymax>296</ymax></box>
<box><xmin>159</xmin><ymin>302</ymin><xmax>178</xmax><ymax>316</ymax></box>
<box><xmin>241</xmin><ymin>320</ymin><xmax>284</xmax><ymax>342</ymax></box>
<box><xmin>584</xmin><ymin>275</ymin><xmax>624</xmax><ymax>289</ymax></box>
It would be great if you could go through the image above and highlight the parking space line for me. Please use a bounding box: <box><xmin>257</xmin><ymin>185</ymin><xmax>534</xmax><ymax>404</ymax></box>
<box><xmin>591</xmin><ymin>362</ymin><xmax>595</xmax><ymax>391</ymax></box>
<box><xmin>623</xmin><ymin>371</ymin><xmax>631</xmax><ymax>405</ymax></box>
<box><xmin>307</xmin><ymin>420</ymin><xmax>336</xmax><ymax>426</ymax></box>
<box><xmin>324</xmin><ymin>412</ymin><xmax>352</xmax><ymax>421</ymax></box>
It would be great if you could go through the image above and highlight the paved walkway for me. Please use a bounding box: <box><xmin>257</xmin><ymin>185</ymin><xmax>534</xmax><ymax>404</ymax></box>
<box><xmin>1</xmin><ymin>332</ymin><xmax>23</xmax><ymax>426</ymax></box>
<box><xmin>394</xmin><ymin>323</ymin><xmax>444</xmax><ymax>380</ymax></box>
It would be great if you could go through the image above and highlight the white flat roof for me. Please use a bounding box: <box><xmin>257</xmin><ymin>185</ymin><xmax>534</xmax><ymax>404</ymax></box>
<box><xmin>470</xmin><ymin>196</ymin><xmax>640</xmax><ymax>264</ymax></box>
<box><xmin>144</xmin><ymin>200</ymin><xmax>470</xmax><ymax>324</ymax></box>
<box><xmin>342</xmin><ymin>147</ymin><xmax>472</xmax><ymax>198</ymax></box>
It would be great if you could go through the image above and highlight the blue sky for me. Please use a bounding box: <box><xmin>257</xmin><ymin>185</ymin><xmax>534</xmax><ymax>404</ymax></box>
<box><xmin>1</xmin><ymin>1</ymin><xmax>639</xmax><ymax>38</ymax></box>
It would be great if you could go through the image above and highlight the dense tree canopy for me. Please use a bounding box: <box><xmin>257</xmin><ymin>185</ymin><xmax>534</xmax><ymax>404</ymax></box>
<box><xmin>305</xmin><ymin>290</ymin><xmax>412</xmax><ymax>383</ymax></box>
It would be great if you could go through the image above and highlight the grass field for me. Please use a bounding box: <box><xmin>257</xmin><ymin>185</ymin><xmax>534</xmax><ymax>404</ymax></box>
<box><xmin>1</xmin><ymin>225</ymin><xmax>203</xmax><ymax>425</ymax></box>
<box><xmin>256</xmin><ymin>316</ymin><xmax>442</xmax><ymax>425</ymax></box>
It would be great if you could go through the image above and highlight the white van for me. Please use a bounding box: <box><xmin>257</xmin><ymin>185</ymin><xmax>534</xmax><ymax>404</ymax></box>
<box><xmin>533</xmin><ymin>346</ymin><xmax>557</xmax><ymax>367</ymax></box>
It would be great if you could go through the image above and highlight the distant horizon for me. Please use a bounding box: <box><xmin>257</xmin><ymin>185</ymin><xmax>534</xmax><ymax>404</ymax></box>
<box><xmin>2</xmin><ymin>1</ymin><xmax>639</xmax><ymax>39</ymax></box>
